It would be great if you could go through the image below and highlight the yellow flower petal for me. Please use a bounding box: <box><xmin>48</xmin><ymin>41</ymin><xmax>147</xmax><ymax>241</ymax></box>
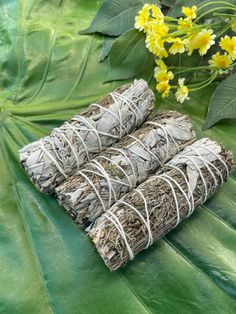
<box><xmin>156</xmin><ymin>81</ymin><xmax>171</xmax><ymax>98</ymax></box>
<box><xmin>148</xmin><ymin>23</ymin><xmax>169</xmax><ymax>36</ymax></box>
<box><xmin>182</xmin><ymin>5</ymin><xmax>197</xmax><ymax>21</ymax></box>
<box><xmin>151</xmin><ymin>5</ymin><xmax>164</xmax><ymax>24</ymax></box>
<box><xmin>185</xmin><ymin>29</ymin><xmax>216</xmax><ymax>56</ymax></box>
<box><xmin>154</xmin><ymin>69</ymin><xmax>174</xmax><ymax>82</ymax></box>
<box><xmin>220</xmin><ymin>35</ymin><xmax>236</xmax><ymax>60</ymax></box>
<box><xmin>134</xmin><ymin>4</ymin><xmax>163</xmax><ymax>33</ymax></box>
<box><xmin>178</xmin><ymin>17</ymin><xmax>193</xmax><ymax>30</ymax></box>
<box><xmin>175</xmin><ymin>78</ymin><xmax>190</xmax><ymax>104</ymax></box>
<box><xmin>169</xmin><ymin>38</ymin><xmax>186</xmax><ymax>55</ymax></box>
<box><xmin>155</xmin><ymin>59</ymin><xmax>167</xmax><ymax>70</ymax></box>
<box><xmin>209</xmin><ymin>52</ymin><xmax>232</xmax><ymax>68</ymax></box>
<box><xmin>146</xmin><ymin>33</ymin><xmax>168</xmax><ymax>58</ymax></box>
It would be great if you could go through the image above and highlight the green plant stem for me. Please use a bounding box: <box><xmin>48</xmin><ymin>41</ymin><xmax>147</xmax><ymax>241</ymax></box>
<box><xmin>174</xmin><ymin>66</ymin><xmax>211</xmax><ymax>75</ymax></box>
<box><xmin>216</xmin><ymin>24</ymin><xmax>232</xmax><ymax>37</ymax></box>
<box><xmin>189</xmin><ymin>71</ymin><xmax>218</xmax><ymax>91</ymax></box>
<box><xmin>213</xmin><ymin>12</ymin><xmax>236</xmax><ymax>18</ymax></box>
<box><xmin>163</xmin><ymin>24</ymin><xmax>208</xmax><ymax>39</ymax></box>
<box><xmin>164</xmin><ymin>20</ymin><xmax>224</xmax><ymax>39</ymax></box>
<box><xmin>197</xmin><ymin>1</ymin><xmax>236</xmax><ymax>12</ymax></box>
<box><xmin>197</xmin><ymin>6</ymin><xmax>236</xmax><ymax>21</ymax></box>
<box><xmin>164</xmin><ymin>16</ymin><xmax>179</xmax><ymax>22</ymax></box>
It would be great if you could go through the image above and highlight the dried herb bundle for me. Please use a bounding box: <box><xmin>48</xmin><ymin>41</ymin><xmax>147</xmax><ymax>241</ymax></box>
<box><xmin>19</xmin><ymin>79</ymin><xmax>154</xmax><ymax>194</ymax></box>
<box><xmin>56</xmin><ymin>111</ymin><xmax>195</xmax><ymax>228</ymax></box>
<box><xmin>88</xmin><ymin>138</ymin><xmax>234</xmax><ymax>271</ymax></box>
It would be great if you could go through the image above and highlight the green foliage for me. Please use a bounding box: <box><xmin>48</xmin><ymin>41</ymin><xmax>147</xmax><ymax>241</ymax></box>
<box><xmin>99</xmin><ymin>36</ymin><xmax>116</xmax><ymax>62</ymax></box>
<box><xmin>0</xmin><ymin>0</ymin><xmax>236</xmax><ymax>313</ymax></box>
<box><xmin>79</xmin><ymin>0</ymin><xmax>160</xmax><ymax>36</ymax></box>
<box><xmin>107</xmin><ymin>29</ymin><xmax>155</xmax><ymax>81</ymax></box>
<box><xmin>203</xmin><ymin>73</ymin><xmax>236</xmax><ymax>130</ymax></box>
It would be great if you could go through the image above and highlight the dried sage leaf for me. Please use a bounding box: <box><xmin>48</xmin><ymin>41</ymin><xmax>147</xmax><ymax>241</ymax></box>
<box><xmin>19</xmin><ymin>79</ymin><xmax>154</xmax><ymax>194</ymax></box>
<box><xmin>88</xmin><ymin>138</ymin><xmax>234</xmax><ymax>271</ymax></box>
<box><xmin>56</xmin><ymin>111</ymin><xmax>195</xmax><ymax>228</ymax></box>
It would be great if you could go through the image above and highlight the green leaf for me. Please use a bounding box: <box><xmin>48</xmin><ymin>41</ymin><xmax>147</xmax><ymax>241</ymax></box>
<box><xmin>79</xmin><ymin>0</ymin><xmax>159</xmax><ymax>36</ymax></box>
<box><xmin>203</xmin><ymin>73</ymin><xmax>236</xmax><ymax>130</ymax></box>
<box><xmin>1</xmin><ymin>1</ymin><xmax>236</xmax><ymax>313</ymax></box>
<box><xmin>160</xmin><ymin>0</ymin><xmax>176</xmax><ymax>8</ymax></box>
<box><xmin>107</xmin><ymin>29</ymin><xmax>155</xmax><ymax>81</ymax></box>
<box><xmin>99</xmin><ymin>36</ymin><xmax>116</xmax><ymax>62</ymax></box>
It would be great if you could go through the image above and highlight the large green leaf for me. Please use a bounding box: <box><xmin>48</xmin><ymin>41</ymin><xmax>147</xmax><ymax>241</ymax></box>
<box><xmin>107</xmin><ymin>29</ymin><xmax>155</xmax><ymax>82</ymax></box>
<box><xmin>99</xmin><ymin>36</ymin><xmax>116</xmax><ymax>62</ymax></box>
<box><xmin>203</xmin><ymin>73</ymin><xmax>236</xmax><ymax>130</ymax></box>
<box><xmin>0</xmin><ymin>1</ymin><xmax>236</xmax><ymax>313</ymax></box>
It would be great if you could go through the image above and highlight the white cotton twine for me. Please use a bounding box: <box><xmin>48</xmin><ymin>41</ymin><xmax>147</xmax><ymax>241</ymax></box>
<box><xmin>102</xmin><ymin>139</ymin><xmax>230</xmax><ymax>261</ymax></box>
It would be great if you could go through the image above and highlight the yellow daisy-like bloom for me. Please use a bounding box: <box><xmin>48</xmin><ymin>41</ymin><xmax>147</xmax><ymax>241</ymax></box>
<box><xmin>146</xmin><ymin>33</ymin><xmax>168</xmax><ymax>58</ymax></box>
<box><xmin>178</xmin><ymin>17</ymin><xmax>193</xmax><ymax>30</ymax></box>
<box><xmin>154</xmin><ymin>69</ymin><xmax>174</xmax><ymax>82</ymax></box>
<box><xmin>151</xmin><ymin>5</ymin><xmax>164</xmax><ymax>24</ymax></box>
<box><xmin>186</xmin><ymin>29</ymin><xmax>216</xmax><ymax>56</ymax></box>
<box><xmin>168</xmin><ymin>38</ymin><xmax>186</xmax><ymax>55</ymax></box>
<box><xmin>182</xmin><ymin>6</ymin><xmax>197</xmax><ymax>21</ymax></box>
<box><xmin>209</xmin><ymin>52</ymin><xmax>232</xmax><ymax>68</ymax></box>
<box><xmin>156</xmin><ymin>81</ymin><xmax>171</xmax><ymax>98</ymax></box>
<box><xmin>175</xmin><ymin>78</ymin><xmax>190</xmax><ymax>104</ymax></box>
<box><xmin>134</xmin><ymin>4</ymin><xmax>153</xmax><ymax>32</ymax></box>
<box><xmin>148</xmin><ymin>23</ymin><xmax>169</xmax><ymax>36</ymax></box>
<box><xmin>134</xmin><ymin>4</ymin><xmax>163</xmax><ymax>33</ymax></box>
<box><xmin>232</xmin><ymin>19</ymin><xmax>236</xmax><ymax>32</ymax></box>
<box><xmin>220</xmin><ymin>35</ymin><xmax>236</xmax><ymax>60</ymax></box>
<box><xmin>155</xmin><ymin>59</ymin><xmax>167</xmax><ymax>70</ymax></box>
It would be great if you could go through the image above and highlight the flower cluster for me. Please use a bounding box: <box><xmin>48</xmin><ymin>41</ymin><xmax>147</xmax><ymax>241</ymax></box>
<box><xmin>135</xmin><ymin>3</ymin><xmax>236</xmax><ymax>103</ymax></box>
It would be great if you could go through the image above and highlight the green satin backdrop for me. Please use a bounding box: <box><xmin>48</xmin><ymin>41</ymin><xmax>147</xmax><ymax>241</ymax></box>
<box><xmin>0</xmin><ymin>1</ymin><xmax>235</xmax><ymax>313</ymax></box>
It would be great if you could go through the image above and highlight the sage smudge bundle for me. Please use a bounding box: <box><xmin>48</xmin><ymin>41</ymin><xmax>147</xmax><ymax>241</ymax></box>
<box><xmin>19</xmin><ymin>79</ymin><xmax>154</xmax><ymax>194</ymax></box>
<box><xmin>56</xmin><ymin>111</ymin><xmax>195</xmax><ymax>228</ymax></box>
<box><xmin>88</xmin><ymin>138</ymin><xmax>234</xmax><ymax>271</ymax></box>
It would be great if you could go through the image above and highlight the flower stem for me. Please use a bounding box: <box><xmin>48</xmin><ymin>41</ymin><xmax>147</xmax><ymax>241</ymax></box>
<box><xmin>174</xmin><ymin>66</ymin><xmax>211</xmax><ymax>75</ymax></box>
<box><xmin>189</xmin><ymin>72</ymin><xmax>218</xmax><ymax>91</ymax></box>
<box><xmin>197</xmin><ymin>6</ymin><xmax>236</xmax><ymax>21</ymax></box>
<box><xmin>197</xmin><ymin>1</ymin><xmax>236</xmax><ymax>12</ymax></box>
<box><xmin>213</xmin><ymin>12</ymin><xmax>236</xmax><ymax>18</ymax></box>
<box><xmin>216</xmin><ymin>24</ymin><xmax>232</xmax><ymax>37</ymax></box>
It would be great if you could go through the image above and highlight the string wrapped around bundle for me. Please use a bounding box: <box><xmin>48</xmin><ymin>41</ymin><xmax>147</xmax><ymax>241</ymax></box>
<box><xmin>88</xmin><ymin>138</ymin><xmax>234</xmax><ymax>271</ymax></box>
<box><xmin>56</xmin><ymin>111</ymin><xmax>195</xmax><ymax>228</ymax></box>
<box><xmin>19</xmin><ymin>79</ymin><xmax>154</xmax><ymax>194</ymax></box>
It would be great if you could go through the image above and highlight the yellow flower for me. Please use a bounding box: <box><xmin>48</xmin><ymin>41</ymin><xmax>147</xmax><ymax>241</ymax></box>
<box><xmin>168</xmin><ymin>38</ymin><xmax>186</xmax><ymax>55</ymax></box>
<box><xmin>154</xmin><ymin>69</ymin><xmax>174</xmax><ymax>82</ymax></box>
<box><xmin>178</xmin><ymin>17</ymin><xmax>193</xmax><ymax>30</ymax></box>
<box><xmin>220</xmin><ymin>35</ymin><xmax>236</xmax><ymax>60</ymax></box>
<box><xmin>186</xmin><ymin>29</ymin><xmax>216</xmax><ymax>56</ymax></box>
<box><xmin>209</xmin><ymin>52</ymin><xmax>232</xmax><ymax>68</ymax></box>
<box><xmin>156</xmin><ymin>81</ymin><xmax>171</xmax><ymax>98</ymax></box>
<box><xmin>182</xmin><ymin>6</ymin><xmax>197</xmax><ymax>21</ymax></box>
<box><xmin>155</xmin><ymin>59</ymin><xmax>167</xmax><ymax>71</ymax></box>
<box><xmin>134</xmin><ymin>4</ymin><xmax>163</xmax><ymax>33</ymax></box>
<box><xmin>134</xmin><ymin>4</ymin><xmax>152</xmax><ymax>32</ymax></box>
<box><xmin>148</xmin><ymin>23</ymin><xmax>169</xmax><ymax>36</ymax></box>
<box><xmin>146</xmin><ymin>33</ymin><xmax>168</xmax><ymax>58</ymax></box>
<box><xmin>151</xmin><ymin>5</ymin><xmax>164</xmax><ymax>24</ymax></box>
<box><xmin>175</xmin><ymin>78</ymin><xmax>190</xmax><ymax>104</ymax></box>
<box><xmin>232</xmin><ymin>19</ymin><xmax>236</xmax><ymax>32</ymax></box>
